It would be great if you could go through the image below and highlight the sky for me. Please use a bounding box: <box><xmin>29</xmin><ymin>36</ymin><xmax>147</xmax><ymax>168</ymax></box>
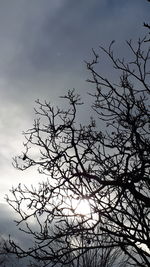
<box><xmin>0</xmin><ymin>0</ymin><xmax>149</xmax><ymax>265</ymax></box>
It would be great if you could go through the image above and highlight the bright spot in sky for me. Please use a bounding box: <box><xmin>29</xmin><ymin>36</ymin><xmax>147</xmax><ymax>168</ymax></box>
<box><xmin>72</xmin><ymin>199</ymin><xmax>91</xmax><ymax>216</ymax></box>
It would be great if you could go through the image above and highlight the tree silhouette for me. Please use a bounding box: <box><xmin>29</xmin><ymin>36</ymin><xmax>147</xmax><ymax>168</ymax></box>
<box><xmin>5</xmin><ymin>37</ymin><xmax>150</xmax><ymax>266</ymax></box>
<box><xmin>27</xmin><ymin>225</ymin><xmax>130</xmax><ymax>267</ymax></box>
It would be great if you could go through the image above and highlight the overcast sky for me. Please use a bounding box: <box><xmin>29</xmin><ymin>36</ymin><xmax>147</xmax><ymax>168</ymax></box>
<box><xmin>0</xmin><ymin>0</ymin><xmax>149</xmax><ymax>264</ymax></box>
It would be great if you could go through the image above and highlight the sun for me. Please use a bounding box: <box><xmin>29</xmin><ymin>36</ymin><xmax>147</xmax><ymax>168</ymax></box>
<box><xmin>59</xmin><ymin>193</ymin><xmax>98</xmax><ymax>222</ymax></box>
<box><xmin>63</xmin><ymin>197</ymin><xmax>92</xmax><ymax>217</ymax></box>
<box><xmin>72</xmin><ymin>199</ymin><xmax>92</xmax><ymax>217</ymax></box>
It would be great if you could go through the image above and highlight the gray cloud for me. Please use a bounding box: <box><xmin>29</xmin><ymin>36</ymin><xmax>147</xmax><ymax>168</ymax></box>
<box><xmin>0</xmin><ymin>0</ymin><xmax>149</xmax><ymax>105</ymax></box>
<box><xmin>8</xmin><ymin>0</ymin><xmax>148</xmax><ymax>76</ymax></box>
<box><xmin>0</xmin><ymin>0</ymin><xmax>149</xmax><ymax>191</ymax></box>
<box><xmin>1</xmin><ymin>0</ymin><xmax>148</xmax><ymax>80</ymax></box>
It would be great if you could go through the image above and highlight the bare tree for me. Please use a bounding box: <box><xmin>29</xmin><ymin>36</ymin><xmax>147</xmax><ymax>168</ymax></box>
<box><xmin>28</xmin><ymin>223</ymin><xmax>129</xmax><ymax>267</ymax></box>
<box><xmin>61</xmin><ymin>225</ymin><xmax>130</xmax><ymax>267</ymax></box>
<box><xmin>5</xmin><ymin>36</ymin><xmax>150</xmax><ymax>267</ymax></box>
